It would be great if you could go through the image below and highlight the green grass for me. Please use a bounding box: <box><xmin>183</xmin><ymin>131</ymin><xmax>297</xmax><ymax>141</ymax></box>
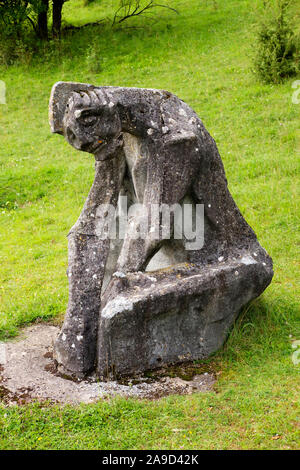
<box><xmin>0</xmin><ymin>0</ymin><xmax>299</xmax><ymax>450</ymax></box>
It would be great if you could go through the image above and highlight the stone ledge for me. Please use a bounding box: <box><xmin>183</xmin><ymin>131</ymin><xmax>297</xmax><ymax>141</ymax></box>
<box><xmin>97</xmin><ymin>254</ymin><xmax>273</xmax><ymax>377</ymax></box>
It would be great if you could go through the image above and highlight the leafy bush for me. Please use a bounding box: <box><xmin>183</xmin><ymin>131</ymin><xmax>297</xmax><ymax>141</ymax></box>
<box><xmin>0</xmin><ymin>1</ymin><xmax>39</xmax><ymax>65</ymax></box>
<box><xmin>0</xmin><ymin>31</ymin><xmax>38</xmax><ymax>67</ymax></box>
<box><xmin>253</xmin><ymin>0</ymin><xmax>299</xmax><ymax>83</ymax></box>
<box><xmin>0</xmin><ymin>0</ymin><xmax>29</xmax><ymax>37</ymax></box>
<box><xmin>85</xmin><ymin>39</ymin><xmax>103</xmax><ymax>73</ymax></box>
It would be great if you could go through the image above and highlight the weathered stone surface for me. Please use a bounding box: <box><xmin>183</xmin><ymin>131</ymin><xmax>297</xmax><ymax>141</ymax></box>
<box><xmin>49</xmin><ymin>82</ymin><xmax>273</xmax><ymax>378</ymax></box>
<box><xmin>98</xmin><ymin>255</ymin><xmax>271</xmax><ymax>376</ymax></box>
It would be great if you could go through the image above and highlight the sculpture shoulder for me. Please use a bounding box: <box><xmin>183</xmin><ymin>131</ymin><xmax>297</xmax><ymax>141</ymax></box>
<box><xmin>100</xmin><ymin>86</ymin><xmax>165</xmax><ymax>108</ymax></box>
<box><xmin>93</xmin><ymin>86</ymin><xmax>208</xmax><ymax>145</ymax></box>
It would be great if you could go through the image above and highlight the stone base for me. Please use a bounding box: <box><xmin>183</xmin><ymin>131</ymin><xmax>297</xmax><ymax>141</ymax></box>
<box><xmin>97</xmin><ymin>253</ymin><xmax>273</xmax><ymax>378</ymax></box>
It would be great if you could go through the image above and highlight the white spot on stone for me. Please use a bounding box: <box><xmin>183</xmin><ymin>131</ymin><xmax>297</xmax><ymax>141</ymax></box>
<box><xmin>147</xmin><ymin>128</ymin><xmax>154</xmax><ymax>135</ymax></box>
<box><xmin>162</xmin><ymin>126</ymin><xmax>169</xmax><ymax>134</ymax></box>
<box><xmin>92</xmin><ymin>274</ymin><xmax>97</xmax><ymax>279</ymax></box>
<box><xmin>241</xmin><ymin>255</ymin><xmax>257</xmax><ymax>265</ymax></box>
<box><xmin>74</xmin><ymin>109</ymin><xmax>82</xmax><ymax>119</ymax></box>
<box><xmin>208</xmin><ymin>204</ymin><xmax>211</xmax><ymax>208</ymax></box>
<box><xmin>218</xmin><ymin>256</ymin><xmax>224</xmax><ymax>262</ymax></box>
<box><xmin>76</xmin><ymin>335</ymin><xmax>83</xmax><ymax>341</ymax></box>
<box><xmin>195</xmin><ymin>148</ymin><xmax>199</xmax><ymax>152</ymax></box>
<box><xmin>71</xmin><ymin>343</ymin><xmax>75</xmax><ymax>348</ymax></box>
<box><xmin>179</xmin><ymin>108</ymin><xmax>187</xmax><ymax>117</ymax></box>
<box><xmin>113</xmin><ymin>271</ymin><xmax>126</xmax><ymax>278</ymax></box>
<box><xmin>108</xmin><ymin>101</ymin><xmax>114</xmax><ymax>108</ymax></box>
<box><xmin>253</xmin><ymin>252</ymin><xmax>258</xmax><ymax>257</ymax></box>
<box><xmin>102</xmin><ymin>297</ymin><xmax>133</xmax><ymax>319</ymax></box>
<box><xmin>234</xmin><ymin>271</ymin><xmax>239</xmax><ymax>276</ymax></box>
<box><xmin>85</xmin><ymin>269</ymin><xmax>90</xmax><ymax>272</ymax></box>
<box><xmin>62</xmin><ymin>333</ymin><xmax>66</xmax><ymax>341</ymax></box>
<box><xmin>263</xmin><ymin>262</ymin><xmax>266</xmax><ymax>266</ymax></box>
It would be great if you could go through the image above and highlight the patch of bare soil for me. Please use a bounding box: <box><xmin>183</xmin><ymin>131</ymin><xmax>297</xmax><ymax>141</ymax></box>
<box><xmin>0</xmin><ymin>325</ymin><xmax>216</xmax><ymax>405</ymax></box>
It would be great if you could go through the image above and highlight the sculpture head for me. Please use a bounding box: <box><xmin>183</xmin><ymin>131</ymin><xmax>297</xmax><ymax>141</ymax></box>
<box><xmin>49</xmin><ymin>82</ymin><xmax>122</xmax><ymax>159</ymax></box>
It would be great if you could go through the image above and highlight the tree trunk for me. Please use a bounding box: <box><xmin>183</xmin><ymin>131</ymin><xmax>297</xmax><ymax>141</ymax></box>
<box><xmin>52</xmin><ymin>0</ymin><xmax>64</xmax><ymax>38</ymax></box>
<box><xmin>37</xmin><ymin>0</ymin><xmax>49</xmax><ymax>40</ymax></box>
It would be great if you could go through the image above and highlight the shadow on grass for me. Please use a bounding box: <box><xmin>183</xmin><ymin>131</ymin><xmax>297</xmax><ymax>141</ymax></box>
<box><xmin>219</xmin><ymin>294</ymin><xmax>299</xmax><ymax>364</ymax></box>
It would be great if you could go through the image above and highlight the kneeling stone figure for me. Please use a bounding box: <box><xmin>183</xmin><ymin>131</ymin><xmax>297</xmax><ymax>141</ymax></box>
<box><xmin>49</xmin><ymin>82</ymin><xmax>273</xmax><ymax>378</ymax></box>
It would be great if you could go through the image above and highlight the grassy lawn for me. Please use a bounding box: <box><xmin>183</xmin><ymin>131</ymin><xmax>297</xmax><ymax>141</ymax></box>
<box><xmin>0</xmin><ymin>0</ymin><xmax>299</xmax><ymax>450</ymax></box>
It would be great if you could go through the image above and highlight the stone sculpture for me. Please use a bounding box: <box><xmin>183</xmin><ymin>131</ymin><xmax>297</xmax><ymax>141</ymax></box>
<box><xmin>49</xmin><ymin>82</ymin><xmax>273</xmax><ymax>378</ymax></box>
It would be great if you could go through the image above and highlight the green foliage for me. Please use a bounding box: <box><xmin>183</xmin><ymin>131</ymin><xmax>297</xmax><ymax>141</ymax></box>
<box><xmin>253</xmin><ymin>0</ymin><xmax>299</xmax><ymax>83</ymax></box>
<box><xmin>0</xmin><ymin>0</ymin><xmax>47</xmax><ymax>36</ymax></box>
<box><xmin>0</xmin><ymin>1</ymin><xmax>31</xmax><ymax>65</ymax></box>
<box><xmin>85</xmin><ymin>39</ymin><xmax>103</xmax><ymax>73</ymax></box>
<box><xmin>0</xmin><ymin>1</ymin><xmax>176</xmax><ymax>65</ymax></box>
<box><xmin>0</xmin><ymin>1</ymin><xmax>47</xmax><ymax>65</ymax></box>
<box><xmin>0</xmin><ymin>0</ymin><xmax>28</xmax><ymax>37</ymax></box>
<box><xmin>0</xmin><ymin>36</ymin><xmax>38</xmax><ymax>67</ymax></box>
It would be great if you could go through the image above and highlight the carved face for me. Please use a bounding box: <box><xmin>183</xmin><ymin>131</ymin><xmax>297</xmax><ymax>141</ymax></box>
<box><xmin>62</xmin><ymin>89</ymin><xmax>122</xmax><ymax>155</ymax></box>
